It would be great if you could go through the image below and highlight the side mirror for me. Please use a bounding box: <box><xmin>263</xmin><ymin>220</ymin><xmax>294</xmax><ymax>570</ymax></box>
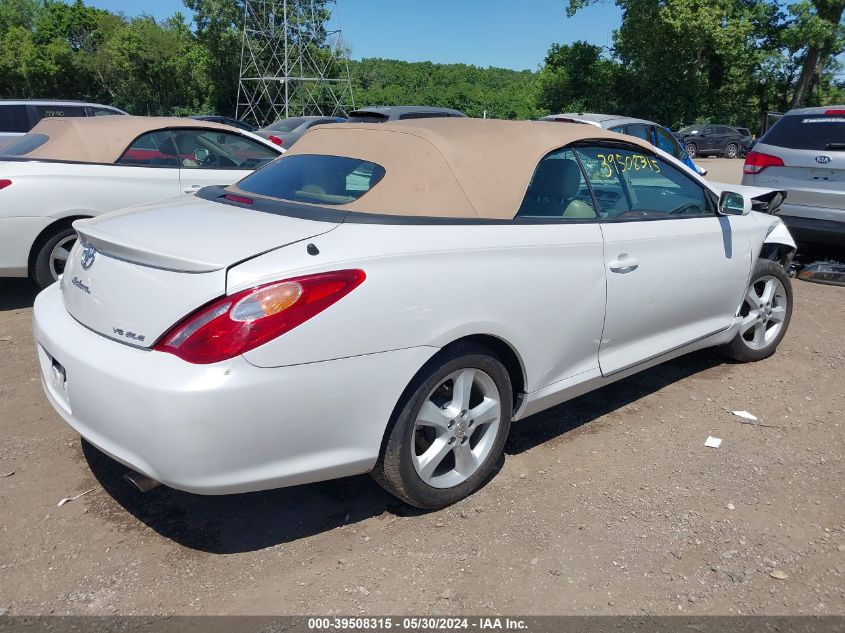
<box><xmin>194</xmin><ymin>149</ymin><xmax>209</xmax><ymax>162</ymax></box>
<box><xmin>718</xmin><ymin>191</ymin><xmax>751</xmax><ymax>216</ymax></box>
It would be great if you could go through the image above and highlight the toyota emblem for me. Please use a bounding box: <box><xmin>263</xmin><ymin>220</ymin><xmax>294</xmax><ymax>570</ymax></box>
<box><xmin>80</xmin><ymin>244</ymin><xmax>97</xmax><ymax>270</ymax></box>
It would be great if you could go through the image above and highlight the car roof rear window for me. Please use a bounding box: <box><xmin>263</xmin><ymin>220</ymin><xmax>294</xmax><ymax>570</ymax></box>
<box><xmin>762</xmin><ymin>114</ymin><xmax>845</xmax><ymax>151</ymax></box>
<box><xmin>0</xmin><ymin>133</ymin><xmax>49</xmax><ymax>156</ymax></box>
<box><xmin>267</xmin><ymin>117</ymin><xmax>307</xmax><ymax>132</ymax></box>
<box><xmin>347</xmin><ymin>112</ymin><xmax>390</xmax><ymax>123</ymax></box>
<box><xmin>236</xmin><ymin>154</ymin><xmax>386</xmax><ymax>205</ymax></box>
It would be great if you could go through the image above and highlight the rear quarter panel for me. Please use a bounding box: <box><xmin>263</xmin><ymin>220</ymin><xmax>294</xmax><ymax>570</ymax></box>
<box><xmin>231</xmin><ymin>221</ymin><xmax>608</xmax><ymax>393</ymax></box>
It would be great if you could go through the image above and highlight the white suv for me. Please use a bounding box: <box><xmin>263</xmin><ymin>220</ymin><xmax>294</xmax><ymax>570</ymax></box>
<box><xmin>741</xmin><ymin>105</ymin><xmax>844</xmax><ymax>252</ymax></box>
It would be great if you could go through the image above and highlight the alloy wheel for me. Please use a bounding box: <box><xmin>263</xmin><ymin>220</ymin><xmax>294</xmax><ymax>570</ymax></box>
<box><xmin>49</xmin><ymin>235</ymin><xmax>77</xmax><ymax>281</ymax></box>
<box><xmin>412</xmin><ymin>368</ymin><xmax>501</xmax><ymax>489</ymax></box>
<box><xmin>726</xmin><ymin>143</ymin><xmax>738</xmax><ymax>158</ymax></box>
<box><xmin>685</xmin><ymin>143</ymin><xmax>697</xmax><ymax>158</ymax></box>
<box><xmin>738</xmin><ymin>275</ymin><xmax>788</xmax><ymax>350</ymax></box>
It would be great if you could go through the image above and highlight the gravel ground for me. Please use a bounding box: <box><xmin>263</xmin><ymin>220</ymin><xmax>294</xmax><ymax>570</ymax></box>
<box><xmin>696</xmin><ymin>157</ymin><xmax>744</xmax><ymax>185</ymax></box>
<box><xmin>0</xmin><ymin>159</ymin><xmax>842</xmax><ymax>616</ymax></box>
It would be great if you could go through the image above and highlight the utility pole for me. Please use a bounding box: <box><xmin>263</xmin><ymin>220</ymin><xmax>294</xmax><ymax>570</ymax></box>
<box><xmin>236</xmin><ymin>0</ymin><xmax>354</xmax><ymax>126</ymax></box>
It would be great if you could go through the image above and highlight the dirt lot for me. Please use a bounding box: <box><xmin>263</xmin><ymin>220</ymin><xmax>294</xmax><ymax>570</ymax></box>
<box><xmin>696</xmin><ymin>157</ymin><xmax>744</xmax><ymax>185</ymax></box>
<box><xmin>0</xmin><ymin>160</ymin><xmax>843</xmax><ymax>616</ymax></box>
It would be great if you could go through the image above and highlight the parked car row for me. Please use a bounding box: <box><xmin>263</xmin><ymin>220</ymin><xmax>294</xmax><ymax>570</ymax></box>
<box><xmin>252</xmin><ymin>106</ymin><xmax>467</xmax><ymax>147</ymax></box>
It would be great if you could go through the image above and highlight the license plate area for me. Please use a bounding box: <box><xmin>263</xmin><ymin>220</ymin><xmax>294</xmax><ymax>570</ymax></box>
<box><xmin>809</xmin><ymin>169</ymin><xmax>838</xmax><ymax>181</ymax></box>
<box><xmin>38</xmin><ymin>345</ymin><xmax>71</xmax><ymax>414</ymax></box>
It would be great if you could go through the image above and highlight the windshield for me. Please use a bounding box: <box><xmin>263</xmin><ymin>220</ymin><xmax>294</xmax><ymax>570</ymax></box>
<box><xmin>761</xmin><ymin>113</ymin><xmax>845</xmax><ymax>151</ymax></box>
<box><xmin>267</xmin><ymin>117</ymin><xmax>307</xmax><ymax>132</ymax></box>
<box><xmin>679</xmin><ymin>126</ymin><xmax>703</xmax><ymax>135</ymax></box>
<box><xmin>237</xmin><ymin>154</ymin><xmax>386</xmax><ymax>205</ymax></box>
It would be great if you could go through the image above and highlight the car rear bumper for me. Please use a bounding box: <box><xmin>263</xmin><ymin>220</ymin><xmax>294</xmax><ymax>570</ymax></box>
<box><xmin>33</xmin><ymin>283</ymin><xmax>437</xmax><ymax>494</ymax></box>
<box><xmin>777</xmin><ymin>208</ymin><xmax>845</xmax><ymax>250</ymax></box>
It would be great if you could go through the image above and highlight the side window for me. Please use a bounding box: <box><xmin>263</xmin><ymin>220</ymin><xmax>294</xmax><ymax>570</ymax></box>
<box><xmin>116</xmin><ymin>130</ymin><xmax>180</xmax><ymax>167</ymax></box>
<box><xmin>625</xmin><ymin>124</ymin><xmax>650</xmax><ymax>141</ymax></box>
<box><xmin>653</xmin><ymin>125</ymin><xmax>683</xmax><ymax>159</ymax></box>
<box><xmin>91</xmin><ymin>107</ymin><xmax>122</xmax><ymax>117</ymax></box>
<box><xmin>574</xmin><ymin>146</ymin><xmax>711</xmax><ymax>220</ymax></box>
<box><xmin>0</xmin><ymin>105</ymin><xmax>32</xmax><ymax>133</ymax></box>
<box><xmin>703</xmin><ymin>126</ymin><xmax>713</xmax><ymax>135</ymax></box>
<box><xmin>517</xmin><ymin>148</ymin><xmax>597</xmax><ymax>220</ymax></box>
<box><xmin>33</xmin><ymin>105</ymin><xmax>86</xmax><ymax>120</ymax></box>
<box><xmin>172</xmin><ymin>130</ymin><xmax>278</xmax><ymax>170</ymax></box>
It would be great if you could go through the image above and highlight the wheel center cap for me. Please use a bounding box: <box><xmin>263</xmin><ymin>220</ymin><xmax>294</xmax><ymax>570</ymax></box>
<box><xmin>454</xmin><ymin>421</ymin><xmax>468</xmax><ymax>439</ymax></box>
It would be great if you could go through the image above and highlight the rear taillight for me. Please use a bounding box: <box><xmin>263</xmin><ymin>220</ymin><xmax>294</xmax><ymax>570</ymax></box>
<box><xmin>154</xmin><ymin>269</ymin><xmax>365</xmax><ymax>364</ymax></box>
<box><xmin>824</xmin><ymin>109</ymin><xmax>845</xmax><ymax>115</ymax></box>
<box><xmin>268</xmin><ymin>135</ymin><xmax>283</xmax><ymax>146</ymax></box>
<box><xmin>0</xmin><ymin>179</ymin><xmax>11</xmax><ymax>190</ymax></box>
<box><xmin>743</xmin><ymin>151</ymin><xmax>784</xmax><ymax>175</ymax></box>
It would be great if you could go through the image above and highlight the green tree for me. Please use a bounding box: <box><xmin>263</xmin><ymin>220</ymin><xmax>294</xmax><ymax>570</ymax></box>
<box><xmin>785</xmin><ymin>0</ymin><xmax>845</xmax><ymax>107</ymax></box>
<box><xmin>182</xmin><ymin>0</ymin><xmax>242</xmax><ymax>115</ymax></box>
<box><xmin>537</xmin><ymin>41</ymin><xmax>621</xmax><ymax>114</ymax></box>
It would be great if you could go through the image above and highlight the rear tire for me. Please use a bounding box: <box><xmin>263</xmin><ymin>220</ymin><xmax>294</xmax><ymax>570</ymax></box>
<box><xmin>719</xmin><ymin>259</ymin><xmax>792</xmax><ymax>362</ymax></box>
<box><xmin>725</xmin><ymin>143</ymin><xmax>738</xmax><ymax>159</ymax></box>
<box><xmin>372</xmin><ymin>343</ymin><xmax>513</xmax><ymax>509</ymax></box>
<box><xmin>31</xmin><ymin>225</ymin><xmax>77</xmax><ymax>289</ymax></box>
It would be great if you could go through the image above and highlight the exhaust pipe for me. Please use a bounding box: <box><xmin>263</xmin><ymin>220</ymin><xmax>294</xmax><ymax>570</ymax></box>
<box><xmin>123</xmin><ymin>470</ymin><xmax>161</xmax><ymax>493</ymax></box>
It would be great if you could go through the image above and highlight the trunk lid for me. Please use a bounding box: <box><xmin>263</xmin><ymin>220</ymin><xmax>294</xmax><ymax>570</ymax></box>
<box><xmin>62</xmin><ymin>193</ymin><xmax>338</xmax><ymax>348</ymax></box>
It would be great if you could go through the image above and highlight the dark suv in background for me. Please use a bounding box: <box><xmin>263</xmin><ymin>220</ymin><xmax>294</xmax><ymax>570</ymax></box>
<box><xmin>0</xmin><ymin>99</ymin><xmax>126</xmax><ymax>148</ymax></box>
<box><xmin>675</xmin><ymin>124</ymin><xmax>747</xmax><ymax>158</ymax></box>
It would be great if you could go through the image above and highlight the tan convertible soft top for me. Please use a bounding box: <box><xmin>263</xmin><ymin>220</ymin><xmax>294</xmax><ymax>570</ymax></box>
<box><xmin>277</xmin><ymin>118</ymin><xmax>655</xmax><ymax>219</ymax></box>
<box><xmin>11</xmin><ymin>116</ymin><xmax>240</xmax><ymax>163</ymax></box>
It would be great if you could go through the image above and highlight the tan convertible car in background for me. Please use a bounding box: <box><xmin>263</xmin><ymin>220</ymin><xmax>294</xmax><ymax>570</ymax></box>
<box><xmin>0</xmin><ymin>116</ymin><xmax>282</xmax><ymax>287</ymax></box>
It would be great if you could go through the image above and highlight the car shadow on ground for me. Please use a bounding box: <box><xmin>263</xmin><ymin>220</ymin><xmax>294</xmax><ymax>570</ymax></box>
<box><xmin>84</xmin><ymin>349</ymin><xmax>726</xmax><ymax>554</ymax></box>
<box><xmin>506</xmin><ymin>349</ymin><xmax>725</xmax><ymax>455</ymax></box>
<box><xmin>0</xmin><ymin>279</ymin><xmax>38</xmax><ymax>311</ymax></box>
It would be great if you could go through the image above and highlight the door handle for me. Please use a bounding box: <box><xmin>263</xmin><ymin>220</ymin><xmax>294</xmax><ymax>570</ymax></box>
<box><xmin>183</xmin><ymin>185</ymin><xmax>201</xmax><ymax>194</ymax></box>
<box><xmin>609</xmin><ymin>258</ymin><xmax>639</xmax><ymax>274</ymax></box>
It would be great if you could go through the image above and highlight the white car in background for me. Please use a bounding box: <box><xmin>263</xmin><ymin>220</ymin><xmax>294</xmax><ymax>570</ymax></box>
<box><xmin>34</xmin><ymin>118</ymin><xmax>796</xmax><ymax>509</ymax></box>
<box><xmin>0</xmin><ymin>116</ymin><xmax>282</xmax><ymax>287</ymax></box>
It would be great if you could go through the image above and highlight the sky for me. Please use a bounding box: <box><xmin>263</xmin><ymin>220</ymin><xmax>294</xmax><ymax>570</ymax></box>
<box><xmin>82</xmin><ymin>0</ymin><xmax>622</xmax><ymax>71</ymax></box>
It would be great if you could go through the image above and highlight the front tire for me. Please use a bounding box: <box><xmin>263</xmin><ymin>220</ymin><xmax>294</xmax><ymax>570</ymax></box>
<box><xmin>372</xmin><ymin>343</ymin><xmax>513</xmax><ymax>509</ymax></box>
<box><xmin>725</xmin><ymin>143</ymin><xmax>738</xmax><ymax>158</ymax></box>
<box><xmin>685</xmin><ymin>143</ymin><xmax>698</xmax><ymax>159</ymax></box>
<box><xmin>720</xmin><ymin>259</ymin><xmax>792</xmax><ymax>362</ymax></box>
<box><xmin>32</xmin><ymin>225</ymin><xmax>77</xmax><ymax>289</ymax></box>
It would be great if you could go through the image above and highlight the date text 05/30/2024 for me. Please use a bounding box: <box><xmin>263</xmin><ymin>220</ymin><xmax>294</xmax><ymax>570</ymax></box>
<box><xmin>307</xmin><ymin>617</ymin><xmax>528</xmax><ymax>630</ymax></box>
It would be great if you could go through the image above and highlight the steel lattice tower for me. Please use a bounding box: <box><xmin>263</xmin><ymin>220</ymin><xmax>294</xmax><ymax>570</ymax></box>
<box><xmin>236</xmin><ymin>0</ymin><xmax>354</xmax><ymax>126</ymax></box>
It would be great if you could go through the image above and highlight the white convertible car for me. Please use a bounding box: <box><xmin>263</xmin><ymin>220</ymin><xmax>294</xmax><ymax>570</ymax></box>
<box><xmin>0</xmin><ymin>116</ymin><xmax>282</xmax><ymax>287</ymax></box>
<box><xmin>33</xmin><ymin>118</ymin><xmax>796</xmax><ymax>509</ymax></box>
